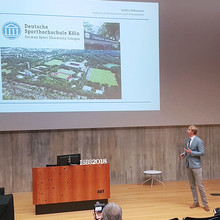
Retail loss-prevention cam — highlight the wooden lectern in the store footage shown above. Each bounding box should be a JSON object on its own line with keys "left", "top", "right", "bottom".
{"left": 32, "top": 163, "right": 110, "bottom": 214}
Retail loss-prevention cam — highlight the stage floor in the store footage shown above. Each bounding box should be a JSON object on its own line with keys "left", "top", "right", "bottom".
{"left": 13, "top": 180, "right": 220, "bottom": 220}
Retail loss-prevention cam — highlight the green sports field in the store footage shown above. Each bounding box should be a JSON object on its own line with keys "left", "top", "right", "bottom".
{"left": 45, "top": 59, "right": 63, "bottom": 66}
{"left": 89, "top": 68, "right": 118, "bottom": 86}
{"left": 1, "top": 69, "right": 11, "bottom": 74}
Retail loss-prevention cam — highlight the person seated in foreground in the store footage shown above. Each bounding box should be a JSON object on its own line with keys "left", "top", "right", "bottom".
{"left": 102, "top": 203, "right": 122, "bottom": 220}
{"left": 214, "top": 208, "right": 220, "bottom": 216}
{"left": 93, "top": 201, "right": 105, "bottom": 220}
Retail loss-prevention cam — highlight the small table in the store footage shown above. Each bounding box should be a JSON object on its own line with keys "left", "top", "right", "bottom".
{"left": 142, "top": 170, "right": 164, "bottom": 187}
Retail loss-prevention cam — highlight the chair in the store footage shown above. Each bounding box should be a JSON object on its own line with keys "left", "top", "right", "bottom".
{"left": 141, "top": 170, "right": 164, "bottom": 187}
{"left": 183, "top": 216, "right": 220, "bottom": 220}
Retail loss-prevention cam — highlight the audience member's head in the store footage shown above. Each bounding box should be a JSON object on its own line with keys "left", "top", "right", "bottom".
{"left": 214, "top": 207, "right": 220, "bottom": 216}
{"left": 102, "top": 203, "right": 122, "bottom": 220}
{"left": 93, "top": 201, "right": 105, "bottom": 220}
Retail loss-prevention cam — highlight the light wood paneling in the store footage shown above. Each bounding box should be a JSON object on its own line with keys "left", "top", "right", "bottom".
{"left": 210, "top": 125, "right": 220, "bottom": 179}
{"left": 0, "top": 125, "right": 220, "bottom": 193}
{"left": 13, "top": 132, "right": 32, "bottom": 192}
{"left": 0, "top": 132, "right": 13, "bottom": 192}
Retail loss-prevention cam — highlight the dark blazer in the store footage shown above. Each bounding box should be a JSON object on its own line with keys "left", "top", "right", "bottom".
{"left": 185, "top": 136, "right": 205, "bottom": 168}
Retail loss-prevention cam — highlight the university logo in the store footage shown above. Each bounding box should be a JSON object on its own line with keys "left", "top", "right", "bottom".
{"left": 2, "top": 22, "right": 21, "bottom": 40}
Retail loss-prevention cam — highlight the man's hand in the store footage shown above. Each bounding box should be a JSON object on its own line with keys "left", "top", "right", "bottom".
{"left": 184, "top": 148, "right": 191, "bottom": 154}
{"left": 180, "top": 153, "right": 185, "bottom": 158}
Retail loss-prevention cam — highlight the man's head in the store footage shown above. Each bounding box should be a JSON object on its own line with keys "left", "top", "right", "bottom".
{"left": 187, "top": 125, "right": 198, "bottom": 137}
{"left": 102, "top": 203, "right": 122, "bottom": 220}
{"left": 93, "top": 201, "right": 105, "bottom": 220}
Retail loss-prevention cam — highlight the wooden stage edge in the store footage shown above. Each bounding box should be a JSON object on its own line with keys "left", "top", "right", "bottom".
{"left": 13, "top": 179, "right": 220, "bottom": 220}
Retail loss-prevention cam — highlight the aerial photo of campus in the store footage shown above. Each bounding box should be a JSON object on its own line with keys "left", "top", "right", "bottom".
{"left": 1, "top": 47, "right": 121, "bottom": 100}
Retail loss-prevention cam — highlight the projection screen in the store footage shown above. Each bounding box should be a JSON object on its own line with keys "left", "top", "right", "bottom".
{"left": 0, "top": 0, "right": 220, "bottom": 131}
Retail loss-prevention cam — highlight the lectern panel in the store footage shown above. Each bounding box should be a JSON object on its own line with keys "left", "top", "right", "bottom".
{"left": 32, "top": 164, "right": 110, "bottom": 205}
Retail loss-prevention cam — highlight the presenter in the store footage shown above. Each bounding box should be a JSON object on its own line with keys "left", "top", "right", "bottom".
{"left": 180, "top": 125, "right": 210, "bottom": 211}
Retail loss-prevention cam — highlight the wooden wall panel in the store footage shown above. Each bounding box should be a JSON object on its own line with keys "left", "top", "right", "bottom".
{"left": 0, "top": 125, "right": 220, "bottom": 193}
{"left": 209, "top": 125, "right": 220, "bottom": 179}
{"left": 12, "top": 132, "right": 32, "bottom": 192}
{"left": 175, "top": 127, "right": 187, "bottom": 181}
{"left": 123, "top": 128, "right": 142, "bottom": 184}
{"left": 0, "top": 132, "right": 13, "bottom": 192}
{"left": 199, "top": 126, "right": 211, "bottom": 179}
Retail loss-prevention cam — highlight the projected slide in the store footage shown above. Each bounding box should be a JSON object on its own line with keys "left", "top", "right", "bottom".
{"left": 0, "top": 0, "right": 159, "bottom": 112}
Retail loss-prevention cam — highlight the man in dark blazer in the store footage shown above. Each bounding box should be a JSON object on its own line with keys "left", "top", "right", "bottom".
{"left": 180, "top": 125, "right": 210, "bottom": 212}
